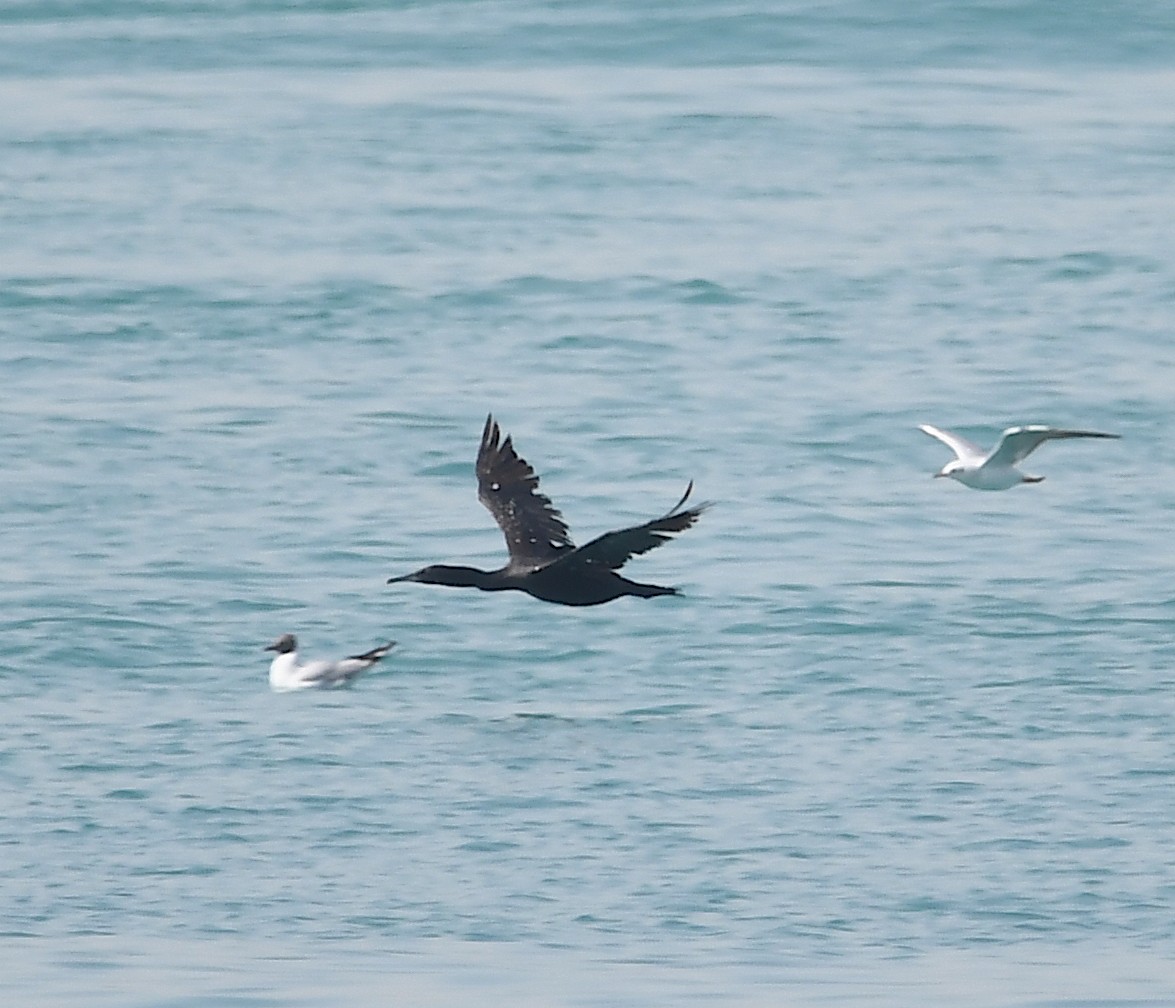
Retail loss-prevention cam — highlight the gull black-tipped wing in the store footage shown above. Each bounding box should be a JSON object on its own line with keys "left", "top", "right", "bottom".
{"left": 476, "top": 414, "right": 575, "bottom": 570}
{"left": 987, "top": 425, "right": 1119, "bottom": 467}
{"left": 345, "top": 641, "right": 397, "bottom": 664}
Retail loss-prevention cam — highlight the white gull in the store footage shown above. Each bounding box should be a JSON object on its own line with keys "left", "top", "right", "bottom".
{"left": 919, "top": 423, "right": 1119, "bottom": 491}
{"left": 265, "top": 633, "right": 395, "bottom": 691}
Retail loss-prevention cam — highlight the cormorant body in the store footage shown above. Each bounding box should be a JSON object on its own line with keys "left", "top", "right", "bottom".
{"left": 387, "top": 415, "right": 707, "bottom": 606}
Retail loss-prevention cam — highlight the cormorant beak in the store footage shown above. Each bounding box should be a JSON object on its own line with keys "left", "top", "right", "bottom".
{"left": 386, "top": 572, "right": 417, "bottom": 585}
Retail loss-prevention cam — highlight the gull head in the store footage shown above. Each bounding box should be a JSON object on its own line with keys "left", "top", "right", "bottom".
{"left": 265, "top": 633, "right": 297, "bottom": 654}
{"left": 934, "top": 460, "right": 966, "bottom": 480}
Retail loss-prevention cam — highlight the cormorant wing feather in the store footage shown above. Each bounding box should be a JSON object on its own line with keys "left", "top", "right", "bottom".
{"left": 555, "top": 482, "right": 709, "bottom": 572}
{"left": 476, "top": 414, "right": 575, "bottom": 569}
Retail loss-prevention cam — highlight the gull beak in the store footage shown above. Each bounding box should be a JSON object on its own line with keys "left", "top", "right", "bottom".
{"left": 933, "top": 471, "right": 948, "bottom": 478}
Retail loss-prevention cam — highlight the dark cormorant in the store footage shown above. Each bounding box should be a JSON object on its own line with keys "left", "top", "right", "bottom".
{"left": 387, "top": 414, "right": 708, "bottom": 606}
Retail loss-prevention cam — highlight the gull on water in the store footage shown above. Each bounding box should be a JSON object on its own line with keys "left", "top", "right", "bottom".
{"left": 387, "top": 414, "right": 708, "bottom": 606}
{"left": 919, "top": 423, "right": 1119, "bottom": 491}
{"left": 264, "top": 633, "right": 395, "bottom": 691}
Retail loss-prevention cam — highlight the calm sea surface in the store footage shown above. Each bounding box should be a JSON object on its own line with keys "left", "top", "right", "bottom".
{"left": 4, "top": 2, "right": 1175, "bottom": 1004}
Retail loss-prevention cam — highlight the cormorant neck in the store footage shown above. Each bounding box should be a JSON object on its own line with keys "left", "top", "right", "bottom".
{"left": 413, "top": 564, "right": 509, "bottom": 591}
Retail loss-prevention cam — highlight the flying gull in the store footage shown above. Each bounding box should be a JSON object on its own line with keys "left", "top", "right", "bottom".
{"left": 919, "top": 423, "right": 1119, "bottom": 490}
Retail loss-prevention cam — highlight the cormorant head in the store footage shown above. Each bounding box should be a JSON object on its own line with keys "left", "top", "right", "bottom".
{"left": 386, "top": 564, "right": 491, "bottom": 588}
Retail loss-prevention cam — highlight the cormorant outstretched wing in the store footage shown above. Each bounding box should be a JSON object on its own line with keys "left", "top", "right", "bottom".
{"left": 477, "top": 414, "right": 575, "bottom": 570}
{"left": 557, "top": 482, "right": 709, "bottom": 572}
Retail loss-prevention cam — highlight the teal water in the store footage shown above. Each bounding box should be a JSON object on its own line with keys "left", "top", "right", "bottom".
{"left": 4, "top": 2, "right": 1175, "bottom": 1004}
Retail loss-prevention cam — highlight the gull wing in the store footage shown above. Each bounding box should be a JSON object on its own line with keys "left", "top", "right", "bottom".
{"left": 918, "top": 424, "right": 986, "bottom": 463}
{"left": 293, "top": 658, "right": 342, "bottom": 686}
{"left": 553, "top": 483, "right": 709, "bottom": 573}
{"left": 476, "top": 414, "right": 574, "bottom": 570}
{"left": 344, "top": 641, "right": 397, "bottom": 666}
{"left": 304, "top": 641, "right": 395, "bottom": 687}
{"left": 987, "top": 425, "right": 1119, "bottom": 467}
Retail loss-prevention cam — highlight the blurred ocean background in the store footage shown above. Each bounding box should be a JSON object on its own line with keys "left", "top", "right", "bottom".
{"left": 3, "top": 2, "right": 1175, "bottom": 1004}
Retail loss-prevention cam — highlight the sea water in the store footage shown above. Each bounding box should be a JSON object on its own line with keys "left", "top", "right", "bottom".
{"left": 3, "top": 2, "right": 1175, "bottom": 1004}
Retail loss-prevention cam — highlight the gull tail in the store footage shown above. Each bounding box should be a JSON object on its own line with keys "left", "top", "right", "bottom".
{"left": 348, "top": 641, "right": 397, "bottom": 664}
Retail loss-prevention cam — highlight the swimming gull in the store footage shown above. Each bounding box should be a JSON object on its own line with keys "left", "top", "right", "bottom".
{"left": 265, "top": 633, "right": 395, "bottom": 691}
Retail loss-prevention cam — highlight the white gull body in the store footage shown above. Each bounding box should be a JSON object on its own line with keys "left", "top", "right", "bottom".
{"left": 265, "top": 633, "right": 394, "bottom": 691}
{"left": 919, "top": 423, "right": 1119, "bottom": 491}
